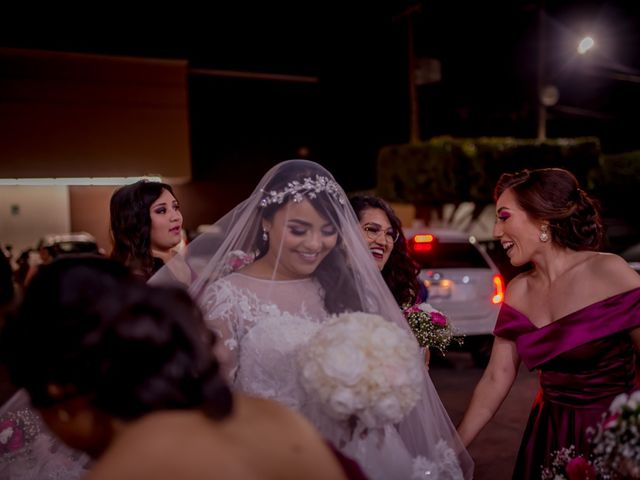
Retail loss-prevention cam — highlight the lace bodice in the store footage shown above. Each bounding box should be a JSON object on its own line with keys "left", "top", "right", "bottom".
{"left": 201, "top": 273, "right": 466, "bottom": 480}
{"left": 202, "top": 273, "right": 326, "bottom": 409}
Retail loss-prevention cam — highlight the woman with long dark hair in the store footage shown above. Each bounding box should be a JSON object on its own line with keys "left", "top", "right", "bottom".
{"left": 349, "top": 195, "right": 426, "bottom": 307}
{"left": 110, "top": 180, "right": 183, "bottom": 279}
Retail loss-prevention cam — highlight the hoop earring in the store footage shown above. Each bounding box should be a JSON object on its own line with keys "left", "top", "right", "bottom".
{"left": 262, "top": 229, "right": 269, "bottom": 242}
{"left": 539, "top": 226, "right": 549, "bottom": 243}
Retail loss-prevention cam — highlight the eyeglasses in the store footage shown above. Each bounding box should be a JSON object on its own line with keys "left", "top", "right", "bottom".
{"left": 362, "top": 225, "right": 400, "bottom": 244}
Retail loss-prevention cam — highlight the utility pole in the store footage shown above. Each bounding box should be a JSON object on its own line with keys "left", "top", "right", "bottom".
{"left": 537, "top": 0, "right": 547, "bottom": 141}
{"left": 394, "top": 4, "right": 422, "bottom": 145}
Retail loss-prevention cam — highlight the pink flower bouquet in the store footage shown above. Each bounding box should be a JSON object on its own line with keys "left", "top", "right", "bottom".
{"left": 401, "top": 302, "right": 463, "bottom": 353}
{"left": 541, "top": 446, "right": 598, "bottom": 480}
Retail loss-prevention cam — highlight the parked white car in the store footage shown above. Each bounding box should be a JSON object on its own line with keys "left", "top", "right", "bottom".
{"left": 403, "top": 227, "right": 504, "bottom": 366}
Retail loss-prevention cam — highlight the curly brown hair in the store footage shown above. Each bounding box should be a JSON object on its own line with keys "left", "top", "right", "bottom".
{"left": 494, "top": 168, "right": 603, "bottom": 251}
{"left": 350, "top": 195, "right": 422, "bottom": 306}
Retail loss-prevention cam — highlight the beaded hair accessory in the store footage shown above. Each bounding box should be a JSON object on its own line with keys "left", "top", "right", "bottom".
{"left": 259, "top": 175, "right": 346, "bottom": 207}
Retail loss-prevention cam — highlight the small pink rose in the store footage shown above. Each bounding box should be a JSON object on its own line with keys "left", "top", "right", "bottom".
{"left": 566, "top": 456, "right": 597, "bottom": 480}
{"left": 229, "top": 258, "right": 243, "bottom": 269}
{"left": 430, "top": 312, "right": 447, "bottom": 327}
{"left": 404, "top": 305, "right": 422, "bottom": 314}
{"left": 0, "top": 419, "right": 24, "bottom": 453}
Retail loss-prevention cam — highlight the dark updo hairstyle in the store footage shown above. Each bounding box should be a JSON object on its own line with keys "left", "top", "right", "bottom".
{"left": 350, "top": 195, "right": 421, "bottom": 306}
{"left": 256, "top": 162, "right": 362, "bottom": 313}
{"left": 494, "top": 168, "right": 603, "bottom": 251}
{"left": 1, "top": 256, "right": 232, "bottom": 421}
{"left": 110, "top": 180, "right": 177, "bottom": 279}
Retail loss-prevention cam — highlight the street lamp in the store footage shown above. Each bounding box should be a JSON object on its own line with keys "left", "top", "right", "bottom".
{"left": 577, "top": 36, "right": 595, "bottom": 55}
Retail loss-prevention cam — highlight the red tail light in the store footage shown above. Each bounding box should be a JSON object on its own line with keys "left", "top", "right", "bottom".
{"left": 492, "top": 274, "right": 505, "bottom": 304}
{"left": 411, "top": 234, "right": 435, "bottom": 253}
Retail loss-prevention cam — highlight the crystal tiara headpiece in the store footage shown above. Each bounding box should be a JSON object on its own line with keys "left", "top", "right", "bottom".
{"left": 259, "top": 175, "right": 345, "bottom": 207}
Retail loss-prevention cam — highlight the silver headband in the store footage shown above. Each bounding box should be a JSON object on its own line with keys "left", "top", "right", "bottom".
{"left": 259, "top": 175, "right": 345, "bottom": 207}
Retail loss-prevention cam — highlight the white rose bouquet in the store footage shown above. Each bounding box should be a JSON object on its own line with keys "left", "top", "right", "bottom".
{"left": 298, "top": 312, "right": 423, "bottom": 433}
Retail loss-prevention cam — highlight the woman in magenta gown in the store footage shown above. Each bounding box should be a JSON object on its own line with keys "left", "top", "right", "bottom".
{"left": 457, "top": 168, "right": 640, "bottom": 479}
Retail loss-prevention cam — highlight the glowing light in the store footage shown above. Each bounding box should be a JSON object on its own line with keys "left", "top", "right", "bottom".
{"left": 0, "top": 176, "right": 163, "bottom": 186}
{"left": 413, "top": 243, "right": 433, "bottom": 253}
{"left": 577, "top": 36, "right": 594, "bottom": 55}
{"left": 492, "top": 274, "right": 505, "bottom": 304}
{"left": 413, "top": 234, "right": 434, "bottom": 243}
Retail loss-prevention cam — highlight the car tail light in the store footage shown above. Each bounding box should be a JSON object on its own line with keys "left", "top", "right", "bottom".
{"left": 492, "top": 274, "right": 504, "bottom": 304}
{"left": 411, "top": 234, "right": 435, "bottom": 253}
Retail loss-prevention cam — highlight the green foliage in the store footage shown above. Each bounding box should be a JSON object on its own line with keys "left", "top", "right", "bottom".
{"left": 377, "top": 136, "right": 601, "bottom": 206}
{"left": 596, "top": 150, "right": 640, "bottom": 219}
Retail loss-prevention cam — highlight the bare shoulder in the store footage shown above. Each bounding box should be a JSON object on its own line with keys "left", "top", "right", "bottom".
{"left": 504, "top": 271, "right": 531, "bottom": 304}
{"left": 85, "top": 412, "right": 250, "bottom": 480}
{"left": 84, "top": 415, "right": 187, "bottom": 479}
{"left": 585, "top": 252, "right": 640, "bottom": 292}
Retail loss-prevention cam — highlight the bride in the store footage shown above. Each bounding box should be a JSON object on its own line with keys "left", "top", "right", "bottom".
{"left": 152, "top": 160, "right": 473, "bottom": 479}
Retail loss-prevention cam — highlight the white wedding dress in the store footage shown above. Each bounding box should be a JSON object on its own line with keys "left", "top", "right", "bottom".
{"left": 202, "top": 273, "right": 463, "bottom": 480}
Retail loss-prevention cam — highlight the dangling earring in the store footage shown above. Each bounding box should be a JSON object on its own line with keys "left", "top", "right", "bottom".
{"left": 57, "top": 408, "right": 71, "bottom": 423}
{"left": 539, "top": 225, "right": 549, "bottom": 243}
{"left": 262, "top": 229, "right": 269, "bottom": 242}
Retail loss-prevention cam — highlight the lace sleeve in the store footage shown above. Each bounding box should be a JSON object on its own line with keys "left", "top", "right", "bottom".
{"left": 201, "top": 279, "right": 241, "bottom": 384}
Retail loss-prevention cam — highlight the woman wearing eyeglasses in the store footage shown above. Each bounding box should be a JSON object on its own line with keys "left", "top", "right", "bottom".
{"left": 350, "top": 195, "right": 427, "bottom": 308}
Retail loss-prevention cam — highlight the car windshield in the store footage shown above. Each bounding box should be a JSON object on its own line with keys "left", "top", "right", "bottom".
{"left": 410, "top": 241, "right": 489, "bottom": 269}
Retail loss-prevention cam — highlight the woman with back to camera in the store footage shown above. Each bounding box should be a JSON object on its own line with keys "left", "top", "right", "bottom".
{"left": 152, "top": 159, "right": 473, "bottom": 479}
{"left": 457, "top": 168, "right": 640, "bottom": 479}
{"left": 1, "top": 256, "right": 363, "bottom": 480}
{"left": 110, "top": 180, "right": 183, "bottom": 280}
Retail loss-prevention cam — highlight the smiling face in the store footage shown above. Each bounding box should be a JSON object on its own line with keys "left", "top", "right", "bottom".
{"left": 494, "top": 188, "right": 547, "bottom": 266}
{"left": 262, "top": 200, "right": 338, "bottom": 280}
{"left": 357, "top": 208, "right": 395, "bottom": 271}
{"left": 149, "top": 189, "right": 183, "bottom": 255}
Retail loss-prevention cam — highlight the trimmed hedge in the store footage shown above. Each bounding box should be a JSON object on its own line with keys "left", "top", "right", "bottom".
{"left": 596, "top": 149, "right": 640, "bottom": 219}
{"left": 377, "top": 136, "right": 602, "bottom": 205}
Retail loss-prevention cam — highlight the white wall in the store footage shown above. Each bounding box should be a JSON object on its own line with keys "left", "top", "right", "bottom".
{"left": 0, "top": 186, "right": 70, "bottom": 254}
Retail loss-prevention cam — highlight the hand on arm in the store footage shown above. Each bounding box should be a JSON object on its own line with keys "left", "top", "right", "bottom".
{"left": 456, "top": 336, "right": 521, "bottom": 447}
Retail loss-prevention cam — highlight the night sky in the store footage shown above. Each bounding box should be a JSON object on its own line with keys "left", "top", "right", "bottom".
{"left": 2, "top": 1, "right": 640, "bottom": 190}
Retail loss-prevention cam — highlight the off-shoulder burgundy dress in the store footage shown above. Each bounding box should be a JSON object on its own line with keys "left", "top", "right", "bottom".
{"left": 493, "top": 287, "right": 640, "bottom": 480}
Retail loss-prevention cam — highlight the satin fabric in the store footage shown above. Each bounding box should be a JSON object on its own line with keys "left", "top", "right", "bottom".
{"left": 494, "top": 287, "right": 640, "bottom": 479}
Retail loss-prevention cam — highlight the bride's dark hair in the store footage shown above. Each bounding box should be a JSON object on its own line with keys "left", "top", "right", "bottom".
{"left": 256, "top": 165, "right": 363, "bottom": 313}
{"left": 2, "top": 256, "right": 232, "bottom": 421}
